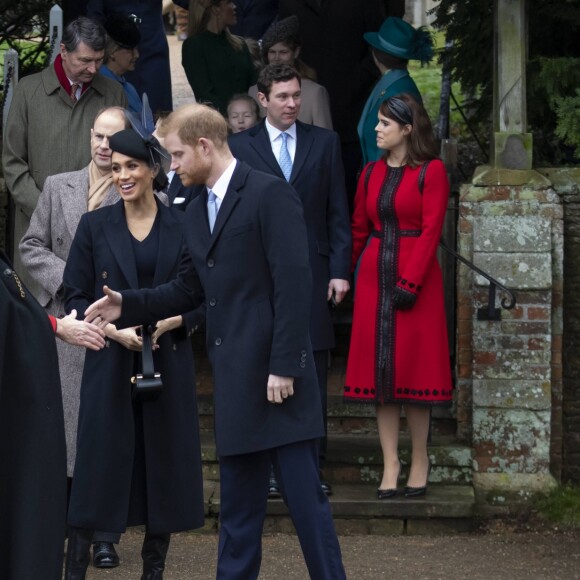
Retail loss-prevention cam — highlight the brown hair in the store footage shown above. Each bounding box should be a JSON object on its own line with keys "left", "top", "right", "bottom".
{"left": 372, "top": 48, "right": 408, "bottom": 70}
{"left": 257, "top": 64, "right": 301, "bottom": 99}
{"left": 227, "top": 94, "right": 259, "bottom": 118}
{"left": 263, "top": 39, "right": 317, "bottom": 82}
{"left": 188, "top": 0, "right": 245, "bottom": 51}
{"left": 378, "top": 93, "right": 439, "bottom": 168}
{"left": 161, "top": 103, "right": 229, "bottom": 149}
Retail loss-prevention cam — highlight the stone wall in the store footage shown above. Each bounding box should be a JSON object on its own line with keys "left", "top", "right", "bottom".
{"left": 541, "top": 168, "right": 580, "bottom": 483}
{"left": 457, "top": 169, "right": 561, "bottom": 507}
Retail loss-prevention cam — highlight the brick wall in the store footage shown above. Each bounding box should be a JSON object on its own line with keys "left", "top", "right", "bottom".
{"left": 540, "top": 168, "right": 580, "bottom": 483}
{"left": 457, "top": 175, "right": 562, "bottom": 505}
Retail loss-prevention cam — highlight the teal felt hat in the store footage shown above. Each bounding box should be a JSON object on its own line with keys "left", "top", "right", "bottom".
{"left": 364, "top": 17, "right": 434, "bottom": 64}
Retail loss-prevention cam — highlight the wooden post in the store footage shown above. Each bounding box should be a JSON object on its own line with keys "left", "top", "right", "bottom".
{"left": 49, "top": 4, "right": 64, "bottom": 64}
{"left": 474, "top": 0, "right": 549, "bottom": 186}
{"left": 2, "top": 49, "right": 19, "bottom": 139}
{"left": 492, "top": 0, "right": 532, "bottom": 170}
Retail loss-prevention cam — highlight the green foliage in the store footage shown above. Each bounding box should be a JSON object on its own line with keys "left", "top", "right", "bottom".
{"left": 0, "top": 0, "right": 53, "bottom": 80}
{"left": 534, "top": 485, "right": 580, "bottom": 528}
{"left": 555, "top": 88, "right": 580, "bottom": 157}
{"left": 430, "top": 0, "right": 580, "bottom": 165}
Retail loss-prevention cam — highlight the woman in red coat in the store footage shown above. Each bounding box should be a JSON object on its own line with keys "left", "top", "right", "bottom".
{"left": 345, "top": 93, "right": 452, "bottom": 499}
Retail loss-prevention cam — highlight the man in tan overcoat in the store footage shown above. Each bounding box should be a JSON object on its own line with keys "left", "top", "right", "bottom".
{"left": 2, "top": 16, "right": 126, "bottom": 294}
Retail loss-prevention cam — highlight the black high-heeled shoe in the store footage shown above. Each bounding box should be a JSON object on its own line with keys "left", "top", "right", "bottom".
{"left": 404, "top": 462, "right": 431, "bottom": 498}
{"left": 377, "top": 459, "right": 401, "bottom": 499}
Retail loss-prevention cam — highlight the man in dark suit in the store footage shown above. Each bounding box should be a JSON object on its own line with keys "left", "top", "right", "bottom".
{"left": 228, "top": 64, "right": 351, "bottom": 496}
{"left": 84, "top": 103, "right": 346, "bottom": 580}
{"left": 166, "top": 170, "right": 200, "bottom": 211}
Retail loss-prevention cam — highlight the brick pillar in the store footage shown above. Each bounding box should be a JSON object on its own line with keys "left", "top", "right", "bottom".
{"left": 458, "top": 172, "right": 561, "bottom": 508}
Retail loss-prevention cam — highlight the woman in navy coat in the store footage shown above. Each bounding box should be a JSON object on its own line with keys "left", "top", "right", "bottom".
{"left": 87, "top": 0, "right": 188, "bottom": 112}
{"left": 63, "top": 129, "right": 204, "bottom": 579}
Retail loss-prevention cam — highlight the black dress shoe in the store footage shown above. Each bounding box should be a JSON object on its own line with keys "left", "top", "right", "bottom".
{"left": 404, "top": 462, "right": 431, "bottom": 498}
{"left": 377, "top": 458, "right": 401, "bottom": 500}
{"left": 93, "top": 542, "right": 120, "bottom": 568}
{"left": 268, "top": 475, "right": 282, "bottom": 499}
{"left": 320, "top": 481, "right": 333, "bottom": 496}
{"left": 377, "top": 487, "right": 398, "bottom": 499}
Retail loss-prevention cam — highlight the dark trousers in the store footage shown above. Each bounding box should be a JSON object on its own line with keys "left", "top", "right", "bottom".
{"left": 314, "top": 349, "right": 329, "bottom": 467}
{"left": 217, "top": 439, "right": 346, "bottom": 580}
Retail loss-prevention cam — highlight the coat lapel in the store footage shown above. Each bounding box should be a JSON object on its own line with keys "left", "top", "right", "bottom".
{"left": 290, "top": 121, "right": 314, "bottom": 185}
{"left": 102, "top": 201, "right": 139, "bottom": 290}
{"left": 62, "top": 167, "right": 91, "bottom": 240}
{"left": 249, "top": 122, "right": 285, "bottom": 179}
{"left": 152, "top": 204, "right": 184, "bottom": 287}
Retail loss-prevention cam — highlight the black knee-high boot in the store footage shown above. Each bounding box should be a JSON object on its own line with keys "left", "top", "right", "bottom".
{"left": 141, "top": 532, "right": 170, "bottom": 580}
{"left": 64, "top": 526, "right": 93, "bottom": 580}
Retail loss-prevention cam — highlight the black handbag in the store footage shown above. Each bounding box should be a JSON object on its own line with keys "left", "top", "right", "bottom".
{"left": 131, "top": 324, "right": 163, "bottom": 400}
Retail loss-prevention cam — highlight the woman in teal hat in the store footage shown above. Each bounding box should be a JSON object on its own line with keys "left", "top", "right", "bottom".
{"left": 358, "top": 17, "right": 434, "bottom": 165}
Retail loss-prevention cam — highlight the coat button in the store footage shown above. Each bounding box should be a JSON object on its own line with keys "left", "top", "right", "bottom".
{"left": 56, "top": 237, "right": 63, "bottom": 245}
{"left": 207, "top": 259, "right": 215, "bottom": 268}
{"left": 209, "top": 298, "right": 217, "bottom": 307}
{"left": 299, "top": 362, "right": 306, "bottom": 368}
{"left": 101, "top": 271, "right": 108, "bottom": 279}
{"left": 301, "top": 349, "right": 307, "bottom": 356}
{"left": 215, "top": 337, "right": 222, "bottom": 346}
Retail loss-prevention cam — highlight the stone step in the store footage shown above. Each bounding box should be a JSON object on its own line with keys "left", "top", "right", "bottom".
{"left": 201, "top": 481, "right": 475, "bottom": 535}
{"left": 196, "top": 393, "right": 458, "bottom": 436}
{"left": 199, "top": 432, "right": 473, "bottom": 486}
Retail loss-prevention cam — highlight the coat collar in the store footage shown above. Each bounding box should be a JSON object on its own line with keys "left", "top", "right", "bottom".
{"left": 42, "top": 64, "right": 113, "bottom": 103}
{"left": 246, "top": 119, "right": 314, "bottom": 186}
{"left": 62, "top": 167, "right": 119, "bottom": 240}
{"left": 189, "top": 163, "right": 252, "bottom": 257}
{"left": 103, "top": 198, "right": 182, "bottom": 290}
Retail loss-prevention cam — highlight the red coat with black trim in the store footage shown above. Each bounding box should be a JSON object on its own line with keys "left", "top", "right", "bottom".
{"left": 345, "top": 159, "right": 453, "bottom": 406}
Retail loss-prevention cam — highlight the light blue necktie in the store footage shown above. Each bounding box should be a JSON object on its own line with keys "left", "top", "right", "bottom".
{"left": 278, "top": 132, "right": 293, "bottom": 181}
{"left": 207, "top": 190, "right": 218, "bottom": 233}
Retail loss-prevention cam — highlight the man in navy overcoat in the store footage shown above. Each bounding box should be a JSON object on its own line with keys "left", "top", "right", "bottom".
{"left": 229, "top": 64, "right": 351, "bottom": 493}
{"left": 85, "top": 103, "right": 346, "bottom": 580}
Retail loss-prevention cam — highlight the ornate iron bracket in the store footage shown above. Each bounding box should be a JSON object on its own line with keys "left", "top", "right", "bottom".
{"left": 439, "top": 241, "right": 517, "bottom": 321}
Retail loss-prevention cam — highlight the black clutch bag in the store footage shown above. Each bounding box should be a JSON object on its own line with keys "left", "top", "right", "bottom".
{"left": 131, "top": 324, "right": 163, "bottom": 400}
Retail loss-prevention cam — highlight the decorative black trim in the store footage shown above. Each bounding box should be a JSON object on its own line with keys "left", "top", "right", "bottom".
{"left": 375, "top": 166, "right": 405, "bottom": 404}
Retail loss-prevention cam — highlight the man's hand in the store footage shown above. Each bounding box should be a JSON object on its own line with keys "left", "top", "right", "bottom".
{"left": 267, "top": 374, "right": 294, "bottom": 404}
{"left": 55, "top": 310, "right": 106, "bottom": 350}
{"left": 84, "top": 285, "right": 122, "bottom": 325}
{"left": 327, "top": 278, "right": 350, "bottom": 305}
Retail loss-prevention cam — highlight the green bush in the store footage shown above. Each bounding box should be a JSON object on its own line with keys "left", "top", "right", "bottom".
{"left": 535, "top": 485, "right": 580, "bottom": 528}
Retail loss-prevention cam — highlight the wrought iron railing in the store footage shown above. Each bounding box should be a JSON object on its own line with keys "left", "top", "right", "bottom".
{"left": 440, "top": 240, "right": 517, "bottom": 321}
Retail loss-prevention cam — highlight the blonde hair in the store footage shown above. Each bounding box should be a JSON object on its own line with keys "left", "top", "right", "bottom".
{"left": 188, "top": 0, "right": 245, "bottom": 51}
{"left": 162, "top": 103, "right": 229, "bottom": 149}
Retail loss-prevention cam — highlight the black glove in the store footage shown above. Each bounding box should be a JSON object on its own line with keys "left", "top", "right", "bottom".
{"left": 392, "top": 286, "right": 417, "bottom": 311}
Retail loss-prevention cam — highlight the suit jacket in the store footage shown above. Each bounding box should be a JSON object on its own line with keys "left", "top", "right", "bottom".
{"left": 121, "top": 161, "right": 324, "bottom": 456}
{"left": 228, "top": 120, "right": 351, "bottom": 350}
{"left": 63, "top": 200, "right": 205, "bottom": 533}
{"left": 249, "top": 78, "right": 333, "bottom": 130}
{"left": 19, "top": 167, "right": 118, "bottom": 476}
{"left": 167, "top": 174, "right": 201, "bottom": 211}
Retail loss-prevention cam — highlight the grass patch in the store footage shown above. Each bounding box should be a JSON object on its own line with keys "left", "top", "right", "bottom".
{"left": 534, "top": 485, "right": 580, "bottom": 528}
